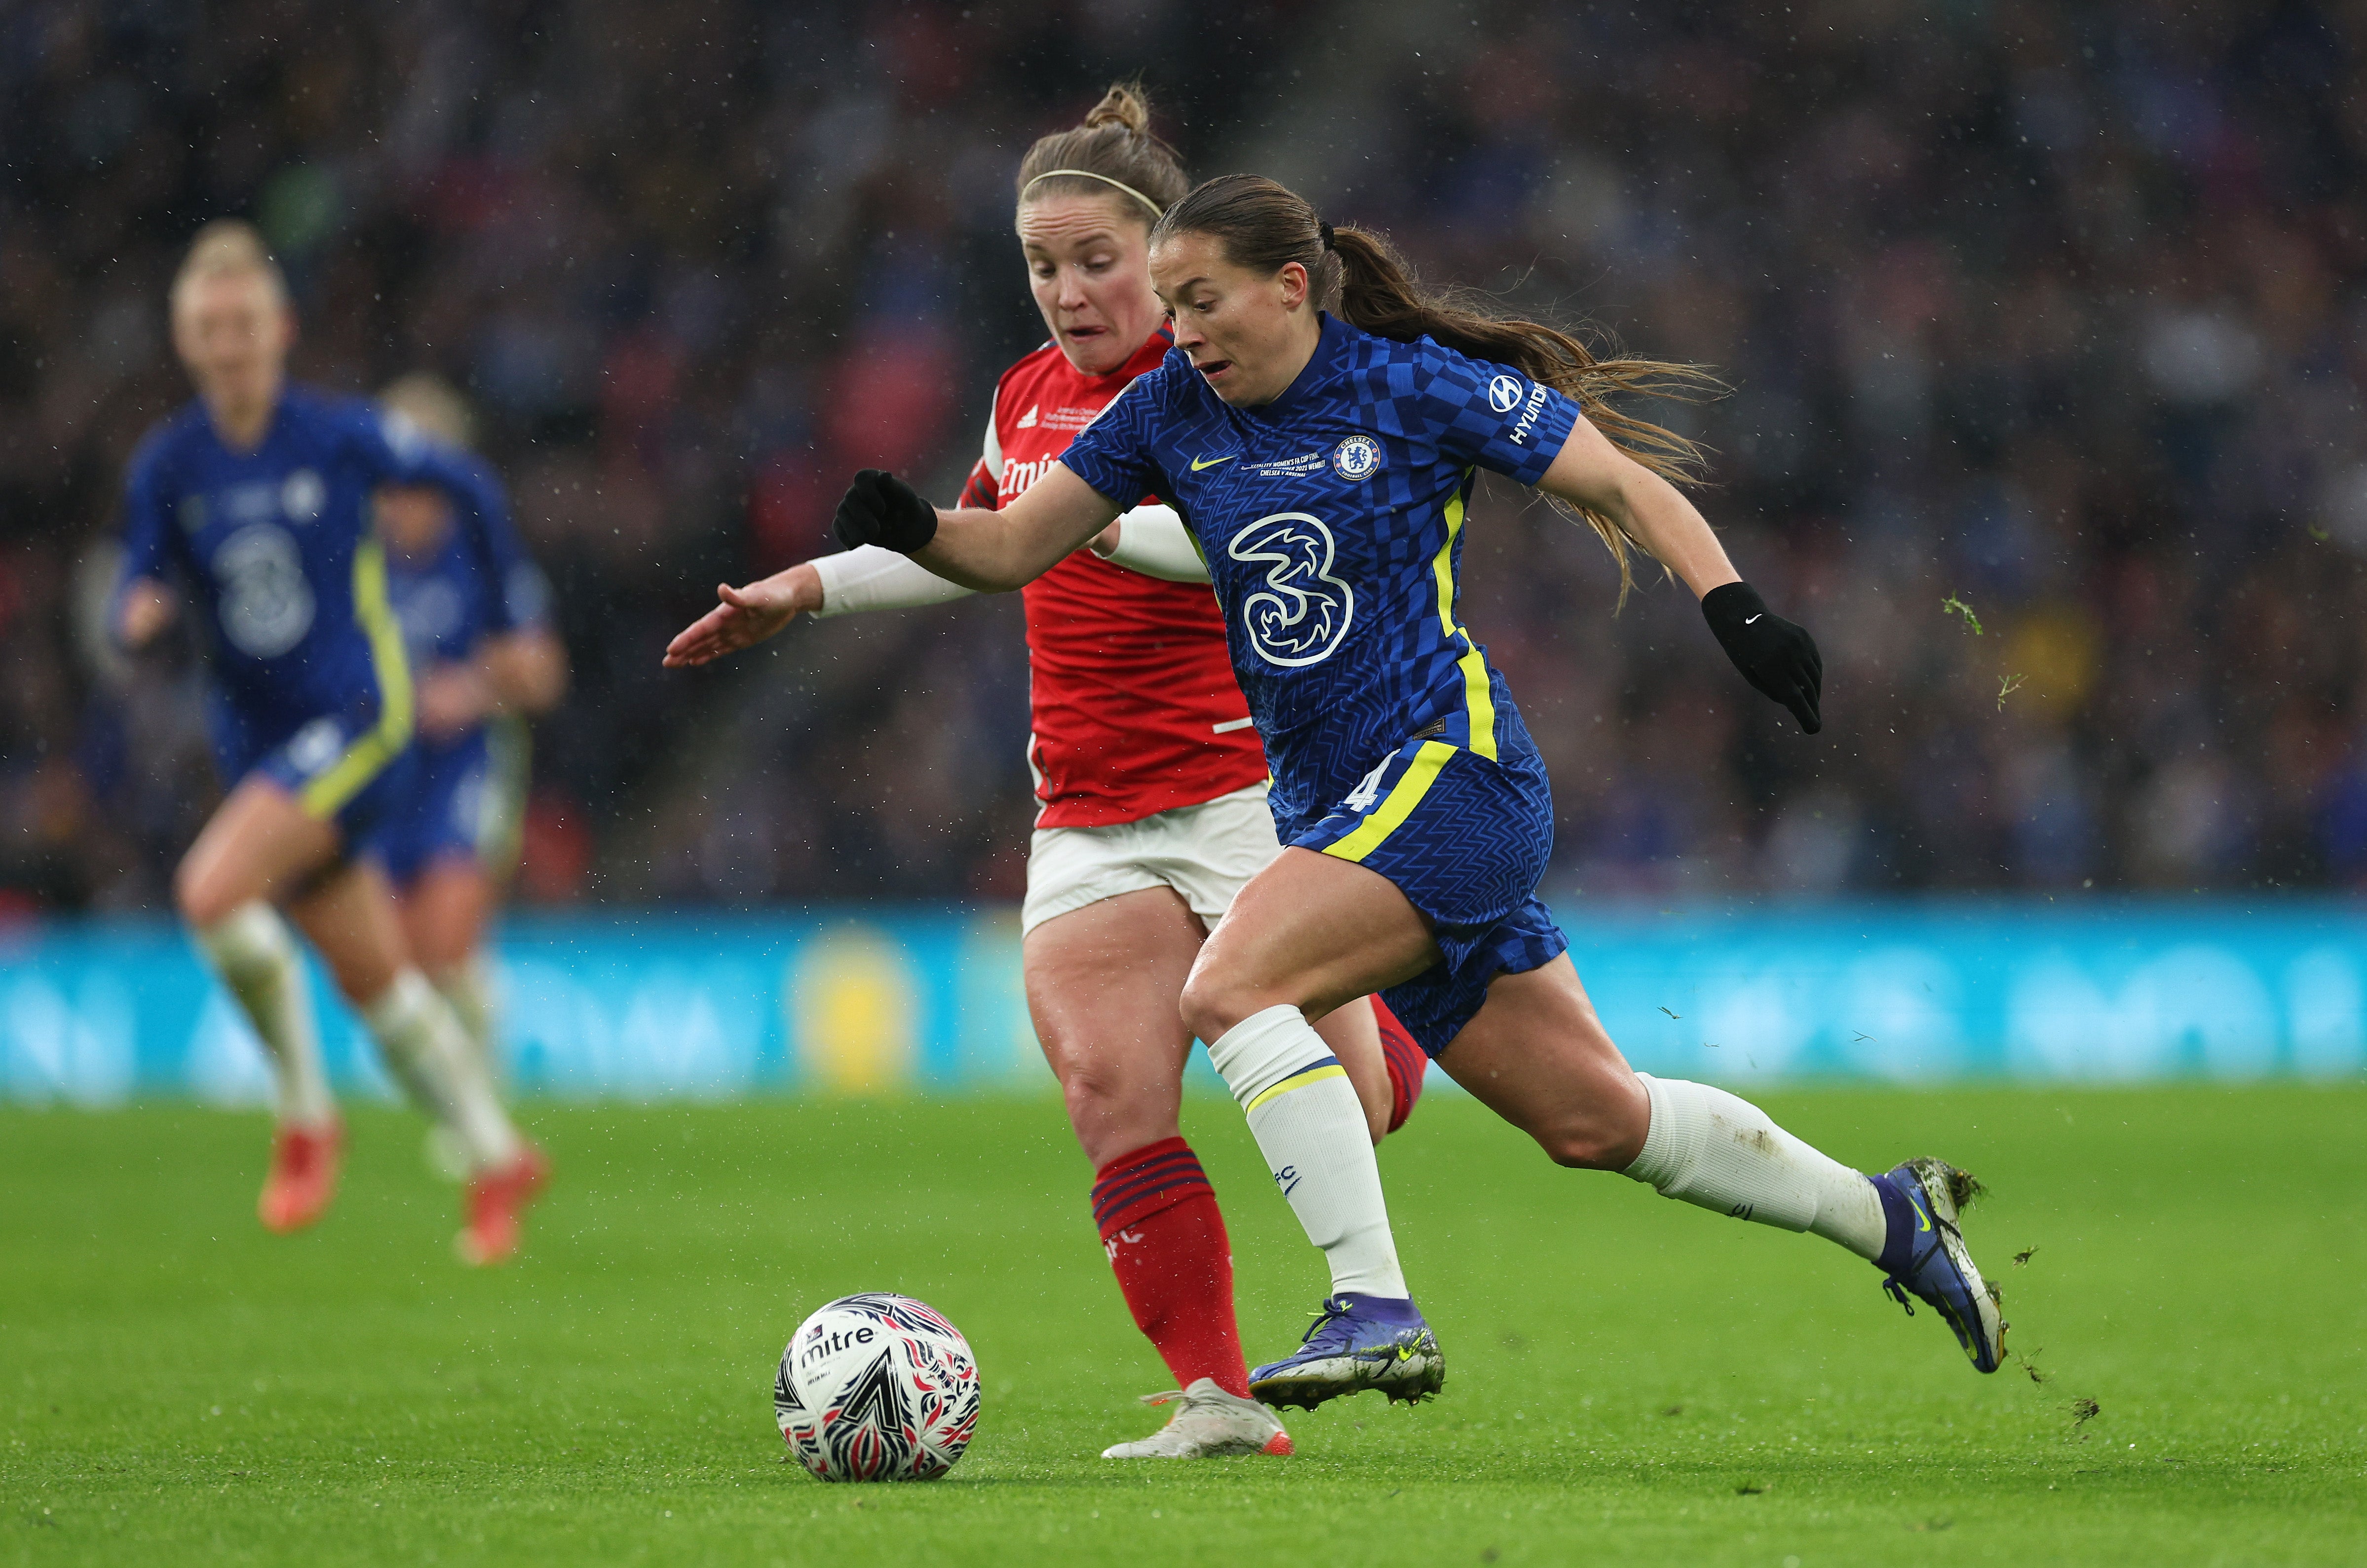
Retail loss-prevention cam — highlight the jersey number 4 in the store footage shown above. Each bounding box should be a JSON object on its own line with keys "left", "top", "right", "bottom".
{"left": 1342, "top": 755, "right": 1391, "bottom": 815}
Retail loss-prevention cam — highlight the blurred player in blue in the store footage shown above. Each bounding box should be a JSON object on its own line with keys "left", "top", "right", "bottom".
{"left": 114, "top": 221, "right": 549, "bottom": 1264}
{"left": 830, "top": 175, "right": 2007, "bottom": 1405}
{"left": 372, "top": 373, "right": 567, "bottom": 1180}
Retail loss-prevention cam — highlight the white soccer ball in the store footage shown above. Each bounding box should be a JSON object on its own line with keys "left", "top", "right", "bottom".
{"left": 773, "top": 1293, "right": 980, "bottom": 1482}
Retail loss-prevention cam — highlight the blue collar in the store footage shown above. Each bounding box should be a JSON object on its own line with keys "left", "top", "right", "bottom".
{"left": 202, "top": 386, "right": 297, "bottom": 459}
{"left": 1248, "top": 311, "right": 1351, "bottom": 421}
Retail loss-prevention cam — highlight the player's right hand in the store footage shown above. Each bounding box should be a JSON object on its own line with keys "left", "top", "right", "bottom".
{"left": 833, "top": 469, "right": 938, "bottom": 553}
{"left": 662, "top": 565, "right": 822, "bottom": 668}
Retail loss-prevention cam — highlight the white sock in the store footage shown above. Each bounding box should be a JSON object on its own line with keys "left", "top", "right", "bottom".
{"left": 1208, "top": 1005, "right": 1409, "bottom": 1299}
{"left": 193, "top": 901, "right": 334, "bottom": 1127}
{"left": 1621, "top": 1075, "right": 1885, "bottom": 1261}
{"left": 362, "top": 969, "right": 522, "bottom": 1170}
{"left": 431, "top": 952, "right": 500, "bottom": 1087}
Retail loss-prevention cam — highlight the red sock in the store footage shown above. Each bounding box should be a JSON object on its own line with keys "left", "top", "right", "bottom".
{"left": 1090, "top": 1137, "right": 1250, "bottom": 1398}
{"left": 1372, "top": 996, "right": 1428, "bottom": 1134}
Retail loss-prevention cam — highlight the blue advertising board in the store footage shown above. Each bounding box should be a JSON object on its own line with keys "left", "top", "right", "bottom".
{"left": 2, "top": 902, "right": 2362, "bottom": 1105}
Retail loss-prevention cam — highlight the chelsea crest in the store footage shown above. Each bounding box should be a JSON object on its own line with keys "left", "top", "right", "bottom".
{"left": 1330, "top": 434, "right": 1382, "bottom": 482}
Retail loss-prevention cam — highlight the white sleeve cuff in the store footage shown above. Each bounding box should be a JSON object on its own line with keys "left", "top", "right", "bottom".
{"left": 808, "top": 547, "right": 977, "bottom": 618}
{"left": 1096, "top": 504, "right": 1209, "bottom": 584}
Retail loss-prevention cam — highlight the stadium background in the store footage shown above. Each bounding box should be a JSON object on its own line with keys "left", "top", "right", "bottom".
{"left": 5, "top": 0, "right": 2367, "bottom": 1096}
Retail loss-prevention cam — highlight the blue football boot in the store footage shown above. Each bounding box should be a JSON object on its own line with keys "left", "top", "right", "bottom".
{"left": 1872, "top": 1157, "right": 2005, "bottom": 1373}
{"left": 1248, "top": 1294, "right": 1444, "bottom": 1410}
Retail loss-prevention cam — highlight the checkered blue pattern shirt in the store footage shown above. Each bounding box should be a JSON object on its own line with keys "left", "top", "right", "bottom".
{"left": 1059, "top": 312, "right": 1581, "bottom": 829}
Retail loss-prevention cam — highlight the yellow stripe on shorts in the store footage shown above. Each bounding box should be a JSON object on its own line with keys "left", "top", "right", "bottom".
{"left": 1246, "top": 1062, "right": 1349, "bottom": 1114}
{"left": 1430, "top": 480, "right": 1497, "bottom": 760}
{"left": 1321, "top": 740, "right": 1458, "bottom": 865}
{"left": 298, "top": 539, "right": 417, "bottom": 819}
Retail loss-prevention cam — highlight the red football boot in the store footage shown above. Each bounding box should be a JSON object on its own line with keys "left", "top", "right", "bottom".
{"left": 258, "top": 1120, "right": 344, "bottom": 1233}
{"left": 456, "top": 1143, "right": 550, "bottom": 1267}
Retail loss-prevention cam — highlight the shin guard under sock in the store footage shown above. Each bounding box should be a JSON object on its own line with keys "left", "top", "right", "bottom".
{"left": 1622, "top": 1074, "right": 1886, "bottom": 1259}
{"left": 1207, "top": 1005, "right": 1409, "bottom": 1299}
{"left": 1091, "top": 1137, "right": 1249, "bottom": 1397}
{"left": 193, "top": 901, "right": 333, "bottom": 1127}
{"left": 362, "top": 969, "right": 522, "bottom": 1170}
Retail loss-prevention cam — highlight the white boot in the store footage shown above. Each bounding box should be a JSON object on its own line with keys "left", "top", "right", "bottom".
{"left": 1100, "top": 1379, "right": 1294, "bottom": 1459}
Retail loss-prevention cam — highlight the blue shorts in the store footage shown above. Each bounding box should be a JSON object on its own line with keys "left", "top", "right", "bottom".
{"left": 1283, "top": 727, "right": 1568, "bottom": 1057}
{"left": 377, "top": 719, "right": 531, "bottom": 887}
{"left": 211, "top": 694, "right": 419, "bottom": 859}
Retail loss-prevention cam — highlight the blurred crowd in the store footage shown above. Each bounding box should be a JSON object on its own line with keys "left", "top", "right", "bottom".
{"left": 5, "top": 0, "right": 2367, "bottom": 911}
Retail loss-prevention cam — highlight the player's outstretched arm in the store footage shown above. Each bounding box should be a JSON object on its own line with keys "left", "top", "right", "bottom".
{"left": 1536, "top": 416, "right": 1738, "bottom": 597}
{"left": 1537, "top": 415, "right": 1823, "bottom": 733}
{"left": 662, "top": 564, "right": 824, "bottom": 668}
{"left": 835, "top": 466, "right": 1119, "bottom": 592}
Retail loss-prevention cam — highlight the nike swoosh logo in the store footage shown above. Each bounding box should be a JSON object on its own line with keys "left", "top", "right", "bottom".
{"left": 1190, "top": 454, "right": 1237, "bottom": 471}
{"left": 1914, "top": 1198, "right": 1932, "bottom": 1233}
{"left": 1744, "top": 613, "right": 1762, "bottom": 624}
{"left": 1395, "top": 1344, "right": 1417, "bottom": 1362}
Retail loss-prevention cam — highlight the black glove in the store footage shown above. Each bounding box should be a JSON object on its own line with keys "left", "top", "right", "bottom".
{"left": 1702, "top": 580, "right": 1822, "bottom": 734}
{"left": 831, "top": 469, "right": 938, "bottom": 553}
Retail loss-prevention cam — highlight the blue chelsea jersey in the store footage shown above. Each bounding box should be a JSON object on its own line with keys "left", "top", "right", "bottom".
{"left": 1058, "top": 312, "right": 1583, "bottom": 828}
{"left": 383, "top": 434, "right": 549, "bottom": 765}
{"left": 117, "top": 385, "right": 508, "bottom": 737}
{"left": 383, "top": 443, "right": 547, "bottom": 678}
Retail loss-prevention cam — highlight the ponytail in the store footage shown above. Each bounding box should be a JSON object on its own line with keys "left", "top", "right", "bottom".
{"left": 1157, "top": 176, "right": 1722, "bottom": 606}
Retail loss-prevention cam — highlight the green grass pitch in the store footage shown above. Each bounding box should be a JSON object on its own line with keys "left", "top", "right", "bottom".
{"left": 4, "top": 1085, "right": 2362, "bottom": 1566}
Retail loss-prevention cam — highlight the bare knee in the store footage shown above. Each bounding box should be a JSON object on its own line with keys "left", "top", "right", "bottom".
{"left": 1535, "top": 1124, "right": 1634, "bottom": 1171}
{"left": 1531, "top": 1079, "right": 1650, "bottom": 1171}
{"left": 174, "top": 856, "right": 242, "bottom": 930}
{"left": 1058, "top": 1062, "right": 1124, "bottom": 1128}
{"left": 318, "top": 949, "right": 398, "bottom": 1008}
{"left": 1177, "top": 964, "right": 1274, "bottom": 1046}
{"left": 1056, "top": 1063, "right": 1176, "bottom": 1169}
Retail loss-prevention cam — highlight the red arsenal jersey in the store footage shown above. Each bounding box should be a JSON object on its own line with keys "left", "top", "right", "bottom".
{"left": 958, "top": 333, "right": 1267, "bottom": 828}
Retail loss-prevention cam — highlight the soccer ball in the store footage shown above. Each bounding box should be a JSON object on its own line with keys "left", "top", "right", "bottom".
{"left": 773, "top": 1293, "right": 980, "bottom": 1482}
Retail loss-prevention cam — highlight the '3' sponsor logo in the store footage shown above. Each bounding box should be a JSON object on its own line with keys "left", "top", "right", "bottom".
{"left": 1227, "top": 512, "right": 1355, "bottom": 668}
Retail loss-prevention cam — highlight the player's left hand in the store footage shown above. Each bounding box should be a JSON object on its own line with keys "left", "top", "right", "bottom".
{"left": 1701, "top": 580, "right": 1822, "bottom": 734}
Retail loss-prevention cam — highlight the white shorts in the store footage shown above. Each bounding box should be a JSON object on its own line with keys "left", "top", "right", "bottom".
{"left": 1021, "top": 782, "right": 1280, "bottom": 936}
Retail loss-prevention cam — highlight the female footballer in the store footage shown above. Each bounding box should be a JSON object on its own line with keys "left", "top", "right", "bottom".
{"left": 826, "top": 175, "right": 2009, "bottom": 1409}
{"left": 115, "top": 222, "right": 548, "bottom": 1264}
{"left": 666, "top": 89, "right": 1428, "bottom": 1458}
{"left": 374, "top": 373, "right": 568, "bottom": 1175}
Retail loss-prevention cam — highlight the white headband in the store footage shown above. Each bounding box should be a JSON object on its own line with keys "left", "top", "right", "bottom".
{"left": 1020, "top": 168, "right": 1164, "bottom": 218}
